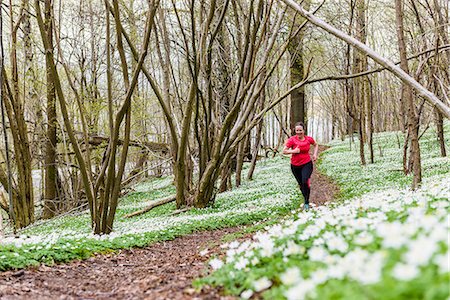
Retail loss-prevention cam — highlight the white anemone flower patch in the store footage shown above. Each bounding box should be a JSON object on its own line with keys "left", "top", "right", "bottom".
{"left": 204, "top": 124, "right": 450, "bottom": 299}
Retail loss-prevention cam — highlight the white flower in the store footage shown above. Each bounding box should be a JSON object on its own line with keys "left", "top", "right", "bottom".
{"left": 354, "top": 232, "right": 374, "bottom": 246}
{"left": 240, "top": 289, "right": 254, "bottom": 299}
{"left": 209, "top": 258, "right": 224, "bottom": 270}
{"left": 250, "top": 257, "right": 260, "bottom": 266}
{"left": 298, "top": 224, "right": 321, "bottom": 241}
{"left": 226, "top": 249, "right": 237, "bottom": 262}
{"left": 434, "top": 252, "right": 450, "bottom": 274}
{"left": 199, "top": 249, "right": 209, "bottom": 256}
{"left": 280, "top": 267, "right": 302, "bottom": 286}
{"left": 234, "top": 257, "right": 249, "bottom": 270}
{"left": 392, "top": 263, "right": 419, "bottom": 281}
{"left": 343, "top": 227, "right": 355, "bottom": 236}
{"left": 337, "top": 249, "right": 384, "bottom": 285}
{"left": 285, "top": 279, "right": 315, "bottom": 300}
{"left": 228, "top": 241, "right": 240, "bottom": 249}
{"left": 359, "top": 252, "right": 384, "bottom": 284}
{"left": 308, "top": 246, "right": 328, "bottom": 261}
{"left": 256, "top": 234, "right": 275, "bottom": 257}
{"left": 237, "top": 241, "right": 252, "bottom": 255}
{"left": 310, "top": 269, "right": 329, "bottom": 285}
{"left": 253, "top": 277, "right": 272, "bottom": 292}
{"left": 322, "top": 215, "right": 338, "bottom": 226}
{"left": 431, "top": 201, "right": 449, "bottom": 209}
{"left": 283, "top": 241, "right": 305, "bottom": 256}
{"left": 313, "top": 238, "right": 325, "bottom": 246}
{"left": 326, "top": 235, "right": 348, "bottom": 253}
{"left": 281, "top": 226, "right": 297, "bottom": 236}
{"left": 428, "top": 225, "right": 448, "bottom": 243}
{"left": 418, "top": 215, "right": 439, "bottom": 233}
{"left": 404, "top": 236, "right": 437, "bottom": 267}
{"left": 376, "top": 222, "right": 410, "bottom": 249}
{"left": 327, "top": 264, "right": 346, "bottom": 280}
{"left": 268, "top": 224, "right": 284, "bottom": 237}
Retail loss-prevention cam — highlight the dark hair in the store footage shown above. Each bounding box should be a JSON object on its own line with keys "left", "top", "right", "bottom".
{"left": 294, "top": 122, "right": 305, "bottom": 129}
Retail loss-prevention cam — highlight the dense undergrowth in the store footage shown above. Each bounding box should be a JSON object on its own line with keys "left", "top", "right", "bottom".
{"left": 197, "top": 122, "right": 449, "bottom": 300}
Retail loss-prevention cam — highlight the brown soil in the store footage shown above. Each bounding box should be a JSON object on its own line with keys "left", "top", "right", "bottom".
{"left": 0, "top": 228, "right": 241, "bottom": 300}
{"left": 0, "top": 146, "right": 338, "bottom": 300}
{"left": 310, "top": 145, "right": 339, "bottom": 207}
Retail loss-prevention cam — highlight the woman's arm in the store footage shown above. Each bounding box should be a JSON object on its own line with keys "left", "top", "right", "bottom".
{"left": 283, "top": 145, "right": 300, "bottom": 154}
{"left": 312, "top": 143, "right": 319, "bottom": 161}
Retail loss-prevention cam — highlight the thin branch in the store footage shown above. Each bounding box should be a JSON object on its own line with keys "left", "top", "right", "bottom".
{"left": 305, "top": 44, "right": 450, "bottom": 84}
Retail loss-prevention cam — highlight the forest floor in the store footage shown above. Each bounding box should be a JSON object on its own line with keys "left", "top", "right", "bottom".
{"left": 0, "top": 146, "right": 338, "bottom": 300}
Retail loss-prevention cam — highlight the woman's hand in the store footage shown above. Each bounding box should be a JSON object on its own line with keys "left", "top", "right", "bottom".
{"left": 283, "top": 146, "right": 300, "bottom": 154}
{"left": 312, "top": 143, "right": 319, "bottom": 162}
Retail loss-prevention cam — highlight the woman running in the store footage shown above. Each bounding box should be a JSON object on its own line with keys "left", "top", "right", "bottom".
{"left": 283, "top": 122, "right": 319, "bottom": 211}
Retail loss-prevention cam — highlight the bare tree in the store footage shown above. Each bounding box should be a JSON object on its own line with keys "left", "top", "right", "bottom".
{"left": 0, "top": 1, "right": 35, "bottom": 229}
{"left": 353, "top": 0, "right": 367, "bottom": 165}
{"left": 42, "top": 0, "right": 59, "bottom": 219}
{"left": 395, "top": 0, "right": 422, "bottom": 188}
{"left": 34, "top": 0, "right": 159, "bottom": 233}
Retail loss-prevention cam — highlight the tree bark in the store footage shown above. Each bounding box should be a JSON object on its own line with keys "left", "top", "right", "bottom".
{"left": 395, "top": 0, "right": 422, "bottom": 189}
{"left": 42, "top": 0, "right": 58, "bottom": 219}
{"left": 247, "top": 95, "right": 265, "bottom": 180}
{"left": 354, "top": 0, "right": 366, "bottom": 165}
{"left": 288, "top": 9, "right": 307, "bottom": 133}
{"left": 2, "top": 1, "right": 34, "bottom": 228}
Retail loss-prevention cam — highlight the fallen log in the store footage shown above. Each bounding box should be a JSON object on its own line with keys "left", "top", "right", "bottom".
{"left": 124, "top": 195, "right": 176, "bottom": 218}
{"left": 84, "top": 134, "right": 170, "bottom": 154}
{"left": 55, "top": 133, "right": 170, "bottom": 156}
{"left": 167, "top": 207, "right": 191, "bottom": 216}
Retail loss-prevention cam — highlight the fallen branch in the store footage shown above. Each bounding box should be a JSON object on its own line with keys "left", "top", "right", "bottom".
{"left": 124, "top": 195, "right": 176, "bottom": 218}
{"left": 79, "top": 133, "right": 170, "bottom": 153}
{"left": 167, "top": 207, "right": 191, "bottom": 216}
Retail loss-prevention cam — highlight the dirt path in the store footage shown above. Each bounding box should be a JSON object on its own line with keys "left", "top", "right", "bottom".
{"left": 0, "top": 228, "right": 239, "bottom": 300}
{"left": 309, "top": 146, "right": 339, "bottom": 207}
{"left": 0, "top": 146, "right": 338, "bottom": 300}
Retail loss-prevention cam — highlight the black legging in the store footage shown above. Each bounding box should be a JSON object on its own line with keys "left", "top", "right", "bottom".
{"left": 291, "top": 161, "right": 313, "bottom": 205}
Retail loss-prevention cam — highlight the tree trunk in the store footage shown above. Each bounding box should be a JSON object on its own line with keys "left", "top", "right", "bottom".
{"left": 395, "top": 0, "right": 422, "bottom": 189}
{"left": 216, "top": 4, "right": 233, "bottom": 192}
{"left": 2, "top": 1, "right": 34, "bottom": 229}
{"left": 354, "top": 0, "right": 366, "bottom": 166}
{"left": 219, "top": 160, "right": 233, "bottom": 192}
{"left": 430, "top": 0, "right": 448, "bottom": 157}
{"left": 247, "top": 95, "right": 265, "bottom": 180}
{"left": 435, "top": 107, "right": 446, "bottom": 157}
{"left": 367, "top": 78, "right": 374, "bottom": 163}
{"left": 42, "top": 0, "right": 58, "bottom": 219}
{"left": 288, "top": 8, "right": 308, "bottom": 133}
{"left": 235, "top": 134, "right": 250, "bottom": 187}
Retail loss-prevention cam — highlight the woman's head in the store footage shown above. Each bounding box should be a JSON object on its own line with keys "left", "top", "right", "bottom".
{"left": 294, "top": 122, "right": 305, "bottom": 136}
